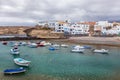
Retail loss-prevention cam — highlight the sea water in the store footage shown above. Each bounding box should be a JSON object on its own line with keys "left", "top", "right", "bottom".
{"left": 0, "top": 41, "right": 120, "bottom": 80}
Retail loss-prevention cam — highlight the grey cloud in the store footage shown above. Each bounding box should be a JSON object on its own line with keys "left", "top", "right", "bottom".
{"left": 0, "top": 0, "right": 120, "bottom": 26}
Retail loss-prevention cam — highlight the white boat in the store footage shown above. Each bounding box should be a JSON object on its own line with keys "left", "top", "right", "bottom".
{"left": 73, "top": 45, "right": 84, "bottom": 49}
{"left": 52, "top": 44, "right": 60, "bottom": 47}
{"left": 93, "top": 49, "right": 108, "bottom": 53}
{"left": 28, "top": 43, "right": 37, "bottom": 48}
{"left": 14, "top": 42, "right": 20, "bottom": 46}
{"left": 14, "top": 58, "right": 31, "bottom": 66}
{"left": 10, "top": 49, "right": 19, "bottom": 54}
{"left": 71, "top": 45, "right": 85, "bottom": 53}
{"left": 61, "top": 44, "right": 68, "bottom": 48}
{"left": 44, "top": 42, "right": 51, "bottom": 46}
{"left": 19, "top": 42, "right": 27, "bottom": 46}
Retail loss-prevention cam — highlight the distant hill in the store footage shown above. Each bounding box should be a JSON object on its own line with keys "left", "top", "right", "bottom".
{"left": 0, "top": 26, "right": 32, "bottom": 35}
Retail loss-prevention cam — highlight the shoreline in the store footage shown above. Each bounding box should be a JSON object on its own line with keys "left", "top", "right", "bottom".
{"left": 1, "top": 36, "right": 120, "bottom": 47}
{"left": 46, "top": 37, "right": 120, "bottom": 47}
{"left": 67, "top": 37, "right": 120, "bottom": 47}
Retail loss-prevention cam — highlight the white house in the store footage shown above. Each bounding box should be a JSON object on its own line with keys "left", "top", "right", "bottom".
{"left": 94, "top": 21, "right": 113, "bottom": 35}
{"left": 54, "top": 21, "right": 70, "bottom": 32}
{"left": 70, "top": 23, "right": 89, "bottom": 35}
{"left": 37, "top": 20, "right": 90, "bottom": 35}
{"left": 105, "top": 25, "right": 120, "bottom": 35}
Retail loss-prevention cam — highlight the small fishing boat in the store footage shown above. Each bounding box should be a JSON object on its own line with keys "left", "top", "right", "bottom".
{"left": 2, "top": 41, "right": 7, "bottom": 45}
{"left": 10, "top": 48, "right": 19, "bottom": 55}
{"left": 49, "top": 47, "right": 55, "bottom": 51}
{"left": 14, "top": 58, "right": 31, "bottom": 66}
{"left": 73, "top": 45, "right": 84, "bottom": 49}
{"left": 37, "top": 43, "right": 45, "bottom": 47}
{"left": 71, "top": 45, "right": 85, "bottom": 53}
{"left": 61, "top": 44, "right": 68, "bottom": 48}
{"left": 28, "top": 43, "right": 37, "bottom": 48}
{"left": 19, "top": 42, "right": 27, "bottom": 46}
{"left": 52, "top": 44, "right": 60, "bottom": 47}
{"left": 10, "top": 46, "right": 20, "bottom": 54}
{"left": 14, "top": 42, "right": 21, "bottom": 46}
{"left": 4, "top": 67, "right": 26, "bottom": 74}
{"left": 93, "top": 49, "right": 109, "bottom": 54}
{"left": 71, "top": 48, "right": 84, "bottom": 53}
{"left": 44, "top": 42, "right": 51, "bottom": 46}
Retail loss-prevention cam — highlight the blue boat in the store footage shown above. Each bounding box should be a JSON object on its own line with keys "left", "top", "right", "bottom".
{"left": 4, "top": 67, "right": 26, "bottom": 74}
{"left": 49, "top": 47, "right": 55, "bottom": 51}
{"left": 83, "top": 45, "right": 91, "bottom": 49}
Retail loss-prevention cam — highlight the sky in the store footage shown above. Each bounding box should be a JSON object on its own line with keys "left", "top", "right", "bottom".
{"left": 0, "top": 0, "right": 120, "bottom": 26}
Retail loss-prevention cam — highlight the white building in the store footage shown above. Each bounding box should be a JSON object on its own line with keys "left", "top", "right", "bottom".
{"left": 37, "top": 20, "right": 90, "bottom": 35}
{"left": 55, "top": 21, "right": 70, "bottom": 32}
{"left": 70, "top": 23, "right": 89, "bottom": 35}
{"left": 105, "top": 25, "right": 120, "bottom": 35}
{"left": 94, "top": 21, "right": 120, "bottom": 35}
{"left": 94, "top": 21, "right": 113, "bottom": 35}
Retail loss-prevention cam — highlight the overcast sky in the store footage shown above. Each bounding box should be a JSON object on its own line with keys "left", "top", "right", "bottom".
{"left": 0, "top": 0, "right": 120, "bottom": 26}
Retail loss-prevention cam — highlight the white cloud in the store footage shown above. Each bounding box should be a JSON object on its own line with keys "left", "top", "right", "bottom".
{"left": 0, "top": 17, "right": 36, "bottom": 23}
{"left": 0, "top": 5, "right": 23, "bottom": 12}
{"left": 0, "top": 0, "right": 120, "bottom": 25}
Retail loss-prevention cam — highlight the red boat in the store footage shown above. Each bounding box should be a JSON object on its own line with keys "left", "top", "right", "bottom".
{"left": 37, "top": 43, "right": 45, "bottom": 47}
{"left": 2, "top": 41, "right": 7, "bottom": 45}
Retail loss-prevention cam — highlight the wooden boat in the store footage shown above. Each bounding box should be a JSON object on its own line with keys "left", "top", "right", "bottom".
{"left": 14, "top": 58, "right": 31, "bottom": 66}
{"left": 93, "top": 49, "right": 108, "bottom": 54}
{"left": 4, "top": 67, "right": 26, "bottom": 74}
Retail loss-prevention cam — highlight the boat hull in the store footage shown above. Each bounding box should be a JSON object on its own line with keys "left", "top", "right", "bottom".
{"left": 93, "top": 49, "right": 108, "bottom": 54}
{"left": 71, "top": 50, "right": 84, "bottom": 53}
{"left": 10, "top": 49, "right": 19, "bottom": 55}
{"left": 14, "top": 58, "right": 31, "bottom": 66}
{"left": 4, "top": 68, "right": 26, "bottom": 75}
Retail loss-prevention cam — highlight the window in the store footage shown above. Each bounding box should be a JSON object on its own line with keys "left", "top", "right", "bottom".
{"left": 59, "top": 24, "right": 61, "bottom": 26}
{"left": 70, "top": 29, "right": 72, "bottom": 31}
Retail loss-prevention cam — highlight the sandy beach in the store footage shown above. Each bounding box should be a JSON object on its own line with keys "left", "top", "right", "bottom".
{"left": 66, "top": 37, "right": 120, "bottom": 47}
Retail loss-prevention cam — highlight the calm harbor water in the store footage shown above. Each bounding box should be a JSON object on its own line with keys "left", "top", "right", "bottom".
{"left": 0, "top": 41, "right": 120, "bottom": 80}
